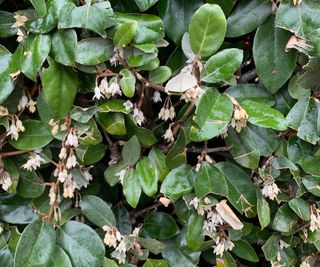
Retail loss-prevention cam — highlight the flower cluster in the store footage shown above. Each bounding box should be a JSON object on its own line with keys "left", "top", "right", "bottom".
{"left": 93, "top": 77, "right": 122, "bottom": 100}
{"left": 229, "top": 96, "right": 248, "bottom": 133}
{"left": 7, "top": 116, "right": 25, "bottom": 141}
{"left": 158, "top": 97, "right": 175, "bottom": 121}
{"left": 18, "top": 94, "right": 36, "bottom": 113}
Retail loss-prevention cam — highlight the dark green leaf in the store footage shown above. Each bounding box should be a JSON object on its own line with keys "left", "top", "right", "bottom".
{"left": 232, "top": 240, "right": 259, "bottom": 262}
{"left": 272, "top": 203, "right": 298, "bottom": 234}
{"left": 80, "top": 195, "right": 116, "bottom": 228}
{"left": 143, "top": 212, "right": 180, "bottom": 240}
{"left": 9, "top": 120, "right": 53, "bottom": 150}
{"left": 14, "top": 220, "right": 56, "bottom": 267}
{"left": 253, "top": 15, "right": 297, "bottom": 93}
{"left": 114, "top": 21, "right": 138, "bottom": 48}
{"left": 42, "top": 58, "right": 79, "bottom": 119}
{"left": 288, "top": 198, "right": 311, "bottom": 221}
{"left": 30, "top": 0, "right": 47, "bottom": 17}
{"left": 200, "top": 48, "right": 243, "bottom": 85}
{"left": 186, "top": 212, "right": 204, "bottom": 250}
{"left": 122, "top": 135, "right": 141, "bottom": 165}
{"left": 57, "top": 221, "right": 105, "bottom": 267}
{"left": 76, "top": 38, "right": 114, "bottom": 65}
{"left": 96, "top": 112, "right": 126, "bottom": 136}
{"left": 136, "top": 157, "right": 158, "bottom": 197}
{"left": 16, "top": 170, "right": 45, "bottom": 198}
{"left": 0, "top": 11, "right": 16, "bottom": 38}
{"left": 226, "top": 0, "right": 272, "bottom": 37}
{"left": 47, "top": 245, "right": 72, "bottom": 267}
{"left": 123, "top": 168, "right": 141, "bottom": 208}
{"left": 256, "top": 189, "right": 270, "bottom": 229}
{"left": 0, "top": 204, "right": 39, "bottom": 224}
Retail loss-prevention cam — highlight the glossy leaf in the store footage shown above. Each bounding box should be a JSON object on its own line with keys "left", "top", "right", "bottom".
{"left": 253, "top": 15, "right": 297, "bottom": 93}
{"left": 9, "top": 120, "right": 53, "bottom": 150}
{"left": 51, "top": 29, "right": 77, "bottom": 66}
{"left": 194, "top": 162, "right": 228, "bottom": 198}
{"left": 143, "top": 212, "right": 180, "bottom": 240}
{"left": 135, "top": 0, "right": 159, "bottom": 11}
{"left": 201, "top": 48, "right": 243, "bottom": 85}
{"left": 9, "top": 34, "right": 51, "bottom": 81}
{"left": 226, "top": 0, "right": 272, "bottom": 37}
{"left": 272, "top": 204, "right": 298, "bottom": 234}
{"left": 186, "top": 212, "right": 204, "bottom": 250}
{"left": 123, "top": 169, "right": 141, "bottom": 208}
{"left": 119, "top": 68, "right": 136, "bottom": 97}
{"left": 148, "top": 148, "right": 169, "bottom": 182}
{"left": 14, "top": 220, "right": 56, "bottom": 267}
{"left": 30, "top": 0, "right": 47, "bottom": 17}
{"left": 256, "top": 190, "right": 270, "bottom": 229}
{"left": 42, "top": 58, "right": 79, "bottom": 119}
{"left": 288, "top": 198, "right": 311, "bottom": 221}
{"left": 160, "top": 164, "right": 193, "bottom": 202}
{"left": 149, "top": 66, "right": 172, "bottom": 84}
{"left": 0, "top": 45, "right": 13, "bottom": 105}
{"left": 136, "top": 157, "right": 158, "bottom": 197}
{"left": 191, "top": 89, "right": 233, "bottom": 142}
{"left": 16, "top": 170, "right": 45, "bottom": 198}
{"left": 0, "top": 11, "right": 16, "bottom": 38}
{"left": 114, "top": 21, "right": 138, "bottom": 48}
{"left": 189, "top": 4, "right": 227, "bottom": 58}
{"left": 57, "top": 221, "right": 105, "bottom": 267}
{"left": 96, "top": 112, "right": 126, "bottom": 136}
{"left": 122, "top": 135, "right": 141, "bottom": 165}
{"left": 143, "top": 259, "right": 169, "bottom": 267}
{"left": 232, "top": 240, "right": 259, "bottom": 262}
{"left": 80, "top": 195, "right": 116, "bottom": 228}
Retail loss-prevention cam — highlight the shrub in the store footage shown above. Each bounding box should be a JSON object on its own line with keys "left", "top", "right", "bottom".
{"left": 0, "top": 0, "right": 319, "bottom": 266}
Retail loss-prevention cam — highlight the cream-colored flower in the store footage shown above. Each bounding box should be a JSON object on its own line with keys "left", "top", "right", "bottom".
{"left": 65, "top": 131, "right": 79, "bottom": 148}
{"left": 66, "top": 153, "right": 77, "bottom": 169}
{"left": 310, "top": 208, "right": 320, "bottom": 232}
{"left": 163, "top": 127, "right": 174, "bottom": 143}
{"left": 181, "top": 86, "right": 205, "bottom": 104}
{"left": 133, "top": 108, "right": 145, "bottom": 126}
{"left": 159, "top": 197, "right": 171, "bottom": 207}
{"left": 18, "top": 95, "right": 28, "bottom": 111}
{"left": 0, "top": 106, "right": 9, "bottom": 117}
{"left": 0, "top": 169, "right": 12, "bottom": 191}
{"left": 22, "top": 153, "right": 45, "bottom": 171}
{"left": 59, "top": 147, "right": 67, "bottom": 160}
{"left": 12, "top": 13, "right": 28, "bottom": 28}
{"left": 261, "top": 179, "right": 280, "bottom": 201}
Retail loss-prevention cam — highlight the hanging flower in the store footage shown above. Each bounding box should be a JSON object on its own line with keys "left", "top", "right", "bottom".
{"left": 261, "top": 179, "right": 281, "bottom": 201}
{"left": 0, "top": 106, "right": 9, "bottom": 117}
{"left": 22, "top": 152, "right": 45, "bottom": 171}
{"left": 163, "top": 126, "right": 174, "bottom": 143}
{"left": 310, "top": 207, "right": 320, "bottom": 232}
{"left": 213, "top": 237, "right": 234, "bottom": 257}
{"left": 6, "top": 117, "right": 25, "bottom": 141}
{"left": 0, "top": 168, "right": 12, "bottom": 191}
{"left": 12, "top": 13, "right": 28, "bottom": 28}
{"left": 123, "top": 100, "right": 133, "bottom": 111}
{"left": 66, "top": 152, "right": 77, "bottom": 169}
{"left": 116, "top": 169, "right": 126, "bottom": 185}
{"left": 151, "top": 91, "right": 162, "bottom": 103}
{"left": 229, "top": 96, "right": 248, "bottom": 133}
{"left": 133, "top": 107, "right": 145, "bottom": 126}
{"left": 180, "top": 86, "right": 205, "bottom": 104}
{"left": 65, "top": 131, "right": 79, "bottom": 148}
{"left": 158, "top": 97, "right": 175, "bottom": 121}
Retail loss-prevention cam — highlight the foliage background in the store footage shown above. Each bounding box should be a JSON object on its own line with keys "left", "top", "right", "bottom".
{"left": 0, "top": 0, "right": 320, "bottom": 266}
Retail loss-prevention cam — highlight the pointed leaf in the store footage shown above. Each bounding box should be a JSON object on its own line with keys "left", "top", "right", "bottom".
{"left": 114, "top": 21, "right": 138, "bottom": 48}
{"left": 136, "top": 157, "right": 158, "bottom": 197}
{"left": 123, "top": 169, "right": 141, "bottom": 208}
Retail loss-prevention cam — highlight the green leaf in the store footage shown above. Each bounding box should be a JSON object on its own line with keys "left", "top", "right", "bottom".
{"left": 232, "top": 240, "right": 259, "bottom": 262}
{"left": 80, "top": 195, "right": 116, "bottom": 228}
{"left": 186, "top": 212, "right": 204, "bottom": 250}
{"left": 70, "top": 106, "right": 100, "bottom": 123}
{"left": 42, "top": 58, "right": 79, "bottom": 119}
{"left": 216, "top": 162, "right": 257, "bottom": 217}
{"left": 96, "top": 112, "right": 126, "bottom": 136}
{"left": 76, "top": 144, "right": 106, "bottom": 165}
{"left": 138, "top": 238, "right": 165, "bottom": 255}
{"left": 160, "top": 164, "right": 194, "bottom": 202}
{"left": 253, "top": 15, "right": 297, "bottom": 93}
{"left": 191, "top": 89, "right": 233, "bottom": 142}
{"left": 16, "top": 170, "right": 45, "bottom": 198}
{"left": 225, "top": 84, "right": 274, "bottom": 106}
{"left": 288, "top": 198, "right": 311, "bottom": 221}
{"left": 136, "top": 157, "right": 158, "bottom": 197}
{"left": 275, "top": 0, "right": 320, "bottom": 56}
{"left": 0, "top": 44, "right": 13, "bottom": 105}
{"left": 157, "top": 0, "right": 202, "bottom": 44}
{"left": 226, "top": 0, "right": 272, "bottom": 37}
{"left": 119, "top": 69, "right": 136, "bottom": 98}
{"left": 47, "top": 245, "right": 72, "bottom": 267}
{"left": 114, "top": 21, "right": 138, "bottom": 48}
{"left": 224, "top": 127, "right": 260, "bottom": 170}
{"left": 148, "top": 148, "right": 169, "bottom": 182}
{"left": 256, "top": 190, "right": 270, "bottom": 229}
{"left": 57, "top": 221, "right": 105, "bottom": 267}
{"left": 51, "top": 29, "right": 77, "bottom": 66}
{"left": 30, "top": 0, "right": 47, "bottom": 17}
{"left": 14, "top": 220, "right": 56, "bottom": 267}
{"left": 135, "top": 0, "right": 159, "bottom": 11}
{"left": 302, "top": 176, "right": 320, "bottom": 197}
{"left": 189, "top": 4, "right": 227, "bottom": 58}
{"left": 216, "top": 251, "right": 237, "bottom": 267}
{"left": 123, "top": 168, "right": 141, "bottom": 208}
{"left": 200, "top": 48, "right": 243, "bottom": 85}
{"left": 104, "top": 161, "right": 127, "bottom": 187}
{"left": 115, "top": 13, "right": 164, "bottom": 44}
{"left": 0, "top": 11, "right": 17, "bottom": 38}
{"left": 0, "top": 204, "right": 38, "bottom": 224}
{"left": 272, "top": 203, "right": 298, "bottom": 234}
{"left": 241, "top": 100, "right": 288, "bottom": 131}
{"left": 288, "top": 74, "right": 311, "bottom": 99}
{"left": 58, "top": 2, "right": 110, "bottom": 37}
{"left": 194, "top": 162, "right": 228, "bottom": 198}
{"left": 149, "top": 66, "right": 172, "bottom": 84}
{"left": 113, "top": 204, "right": 132, "bottom": 235}
{"left": 143, "top": 259, "right": 169, "bottom": 267}
{"left": 0, "top": 248, "right": 13, "bottom": 267}
{"left": 143, "top": 212, "right": 180, "bottom": 240}
{"left": 9, "top": 120, "right": 53, "bottom": 150}
{"left": 9, "top": 34, "right": 51, "bottom": 81}
{"left": 99, "top": 99, "right": 131, "bottom": 114}
{"left": 76, "top": 38, "right": 114, "bottom": 65}
{"left": 122, "top": 135, "right": 141, "bottom": 165}
{"left": 262, "top": 235, "right": 280, "bottom": 261}
{"left": 286, "top": 97, "right": 320, "bottom": 144}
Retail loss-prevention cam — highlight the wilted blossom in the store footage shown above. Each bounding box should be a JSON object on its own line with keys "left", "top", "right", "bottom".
{"left": 103, "top": 226, "right": 122, "bottom": 248}
{"left": 180, "top": 86, "right": 205, "bottom": 104}
{"left": 12, "top": 13, "right": 28, "bottom": 28}
{"left": 189, "top": 197, "right": 200, "bottom": 209}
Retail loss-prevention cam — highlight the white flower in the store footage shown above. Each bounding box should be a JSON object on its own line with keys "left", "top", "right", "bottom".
{"left": 49, "top": 185, "right": 56, "bottom": 205}
{"left": 293, "top": 0, "right": 302, "bottom": 6}
{"left": 0, "top": 225, "right": 3, "bottom": 234}
{"left": 0, "top": 170, "right": 12, "bottom": 191}
{"left": 93, "top": 86, "right": 104, "bottom": 100}
{"left": 12, "top": 13, "right": 28, "bottom": 28}
{"left": 181, "top": 86, "right": 205, "bottom": 104}
{"left": 99, "top": 78, "right": 109, "bottom": 94}
{"left": 49, "top": 119, "right": 59, "bottom": 135}
{"left": 59, "top": 147, "right": 67, "bottom": 160}
{"left": 310, "top": 208, "right": 320, "bottom": 232}
{"left": 152, "top": 91, "right": 162, "bottom": 103}
{"left": 133, "top": 108, "right": 145, "bottom": 126}
{"left": 83, "top": 170, "right": 93, "bottom": 182}
{"left": 7, "top": 123, "right": 19, "bottom": 140}
{"left": 261, "top": 180, "right": 280, "bottom": 201}
{"left": 16, "top": 119, "right": 25, "bottom": 132}
{"left": 163, "top": 127, "right": 174, "bottom": 143}
{"left": 22, "top": 153, "right": 45, "bottom": 171}
{"left": 213, "top": 237, "right": 234, "bottom": 257}
{"left": 279, "top": 240, "right": 289, "bottom": 250}
{"left": 63, "top": 178, "right": 77, "bottom": 198}
{"left": 57, "top": 169, "right": 69, "bottom": 183}
{"left": 66, "top": 153, "right": 77, "bottom": 169}
{"left": 116, "top": 169, "right": 126, "bottom": 185}
{"left": 189, "top": 197, "right": 200, "bottom": 209}
{"left": 0, "top": 106, "right": 9, "bottom": 117}
{"left": 203, "top": 211, "right": 224, "bottom": 232}
{"left": 18, "top": 95, "right": 28, "bottom": 110}
{"left": 28, "top": 99, "right": 36, "bottom": 113}
{"left": 65, "top": 132, "right": 78, "bottom": 148}
{"left": 123, "top": 100, "right": 133, "bottom": 111}
{"left": 104, "top": 80, "right": 122, "bottom": 98}
{"left": 103, "top": 226, "right": 118, "bottom": 248}
{"left": 16, "top": 28, "right": 26, "bottom": 43}
{"left": 116, "top": 239, "right": 126, "bottom": 253}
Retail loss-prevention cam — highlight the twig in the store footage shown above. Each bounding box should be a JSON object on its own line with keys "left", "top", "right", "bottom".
{"left": 238, "top": 69, "right": 257, "bottom": 84}
{"left": 0, "top": 150, "right": 30, "bottom": 156}
{"left": 187, "top": 146, "right": 230, "bottom": 154}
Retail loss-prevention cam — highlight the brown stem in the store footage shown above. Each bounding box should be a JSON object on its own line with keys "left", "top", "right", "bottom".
{"left": 238, "top": 69, "right": 257, "bottom": 84}
{"left": 187, "top": 146, "right": 230, "bottom": 154}
{"left": 0, "top": 150, "right": 30, "bottom": 156}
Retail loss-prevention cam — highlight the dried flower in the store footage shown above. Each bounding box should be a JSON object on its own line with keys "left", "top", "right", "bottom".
{"left": 229, "top": 96, "right": 248, "bottom": 132}
{"left": 59, "top": 147, "right": 67, "bottom": 160}
{"left": 0, "top": 168, "right": 12, "bottom": 191}
{"left": 159, "top": 197, "right": 171, "bottom": 207}
{"left": 181, "top": 86, "right": 205, "bottom": 104}
{"left": 293, "top": 0, "right": 302, "bottom": 6}
{"left": 49, "top": 185, "right": 57, "bottom": 205}
{"left": 49, "top": 119, "right": 60, "bottom": 135}
{"left": 213, "top": 237, "right": 234, "bottom": 257}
